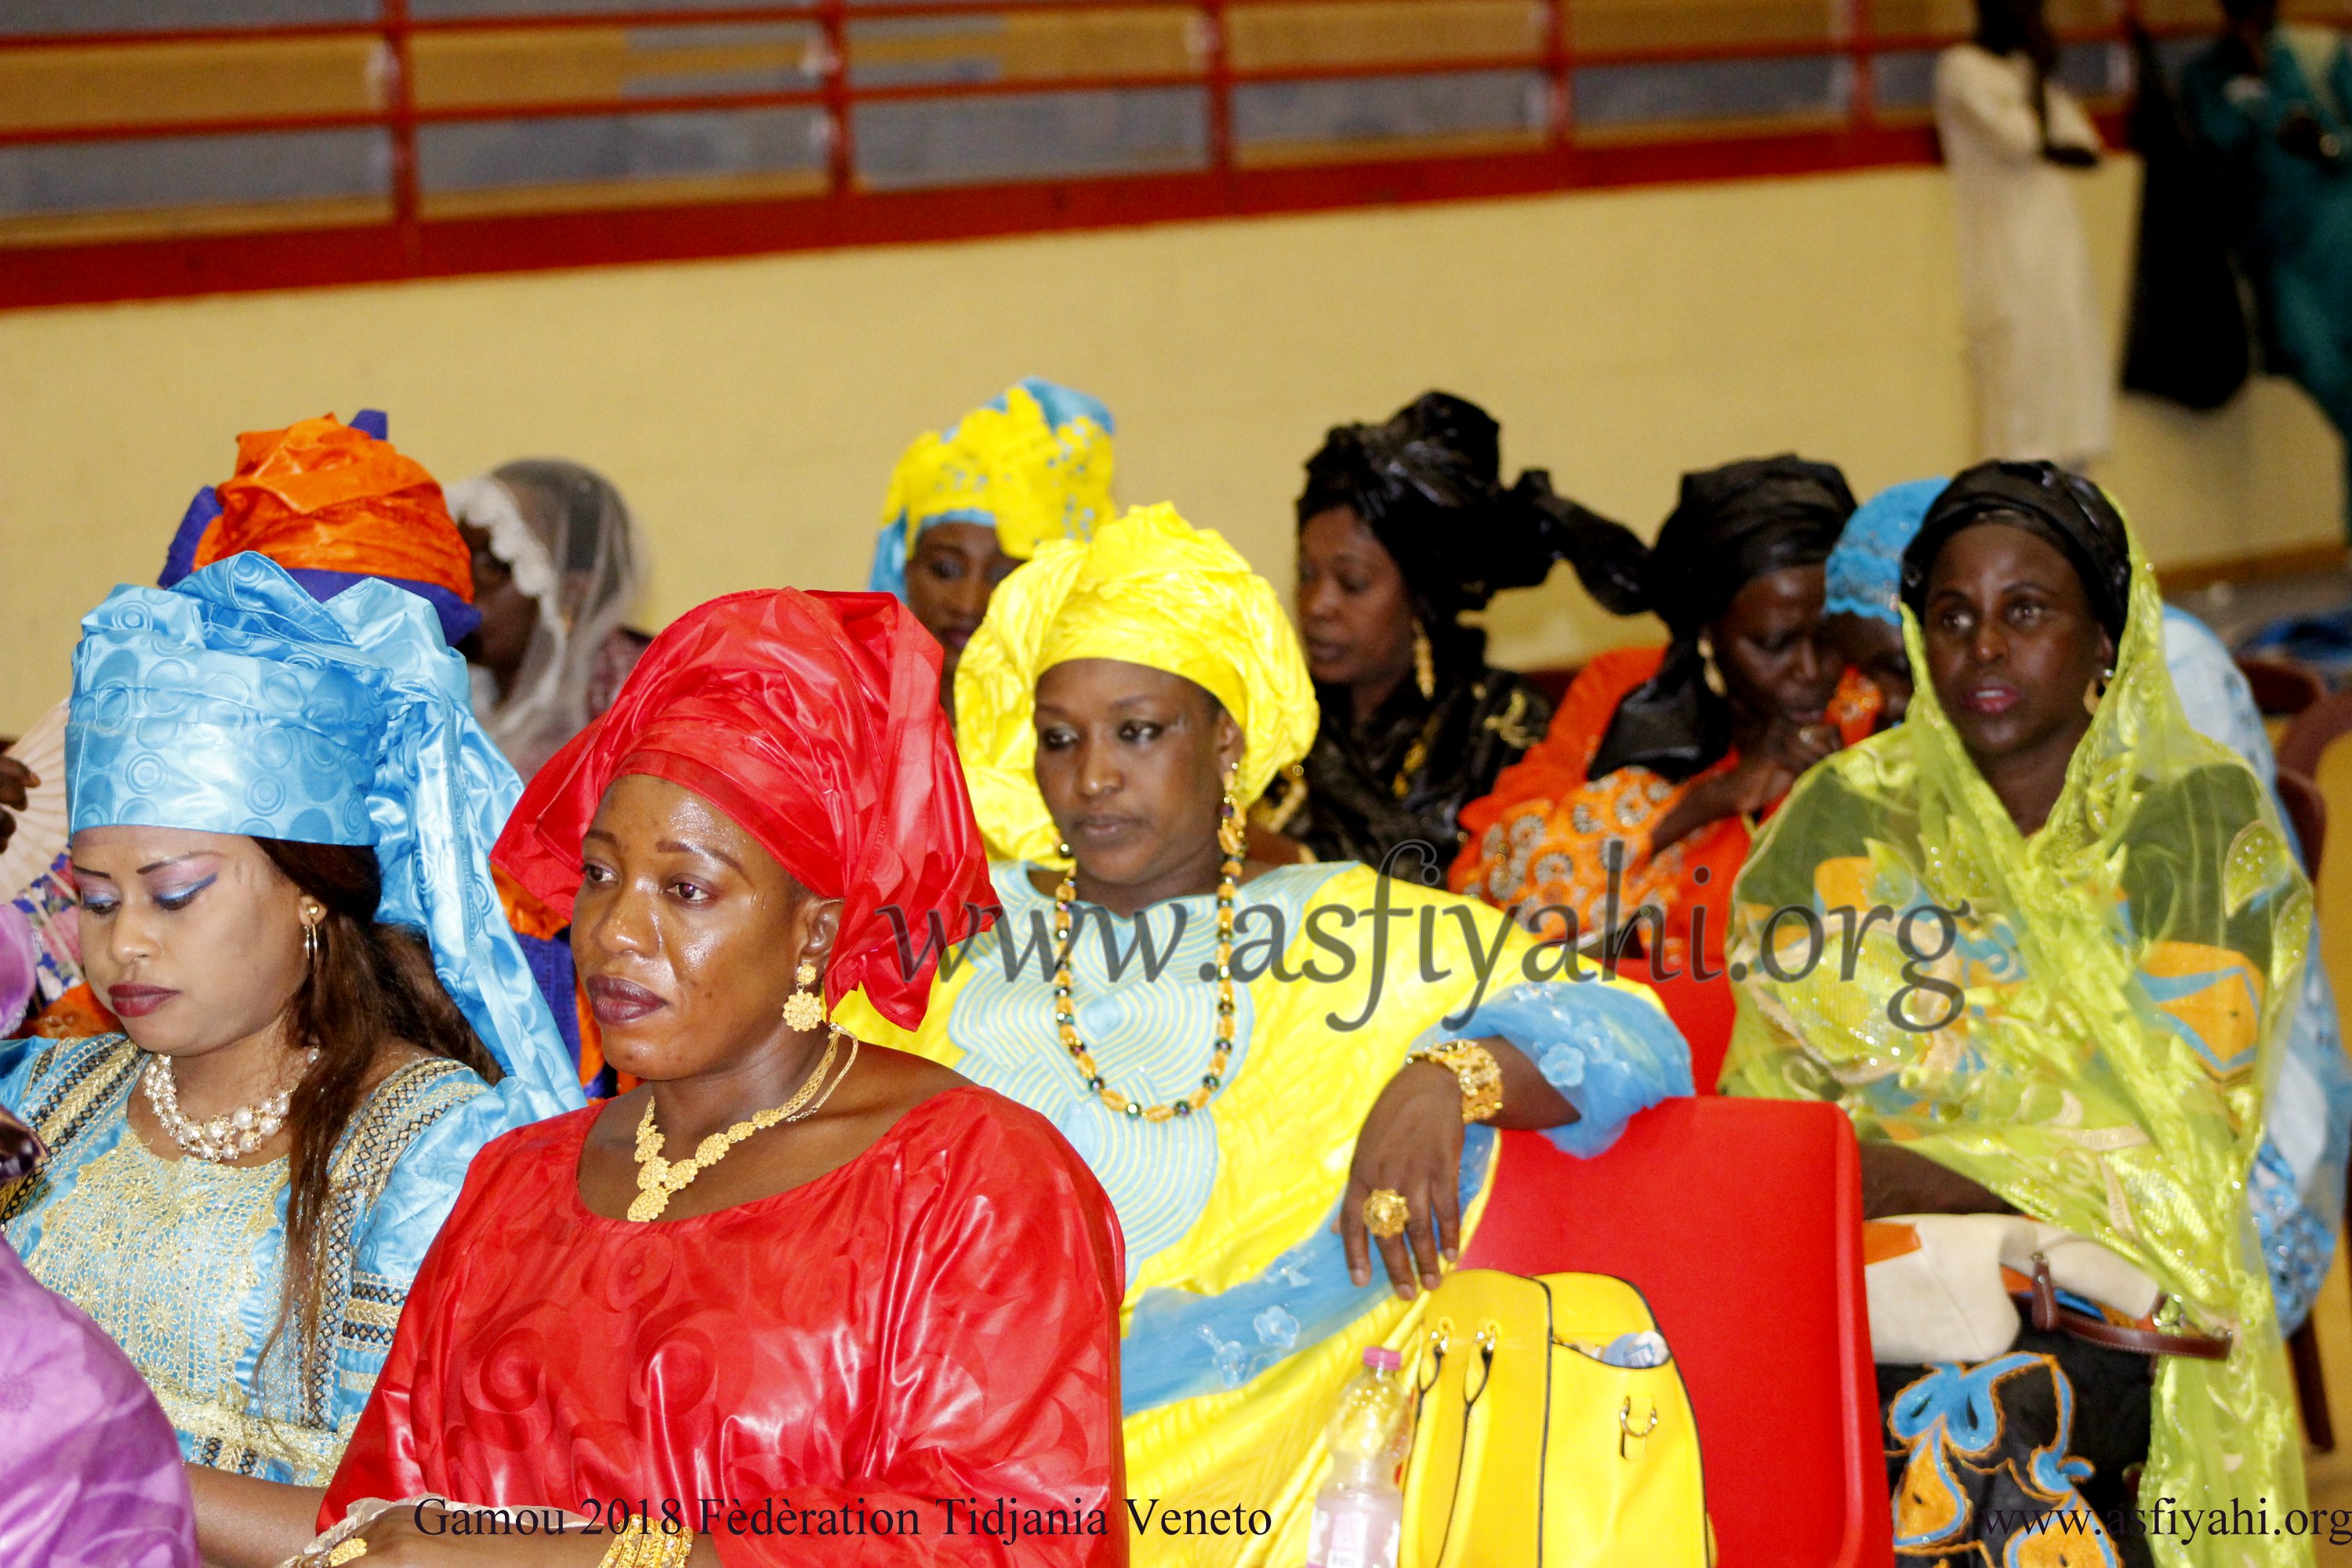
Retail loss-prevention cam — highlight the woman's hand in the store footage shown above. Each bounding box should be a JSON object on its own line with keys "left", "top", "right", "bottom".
{"left": 0, "top": 754, "right": 35, "bottom": 857}
{"left": 318, "top": 1503, "right": 647, "bottom": 1565}
{"left": 1338, "top": 1044, "right": 1576, "bottom": 1300}
{"left": 1655, "top": 717, "right": 1835, "bottom": 850}
{"left": 1338, "top": 1062, "right": 1465, "bottom": 1300}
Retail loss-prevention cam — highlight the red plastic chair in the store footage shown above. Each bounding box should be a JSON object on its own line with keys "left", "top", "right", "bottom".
{"left": 1461, "top": 1099, "right": 1891, "bottom": 1568}
{"left": 1638, "top": 957, "right": 1736, "bottom": 1094}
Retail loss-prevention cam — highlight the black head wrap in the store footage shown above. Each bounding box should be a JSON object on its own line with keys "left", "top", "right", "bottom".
{"left": 1297, "top": 392, "right": 1647, "bottom": 655}
{"left": 1585, "top": 455, "right": 1856, "bottom": 781}
{"left": 1900, "top": 460, "right": 2132, "bottom": 644}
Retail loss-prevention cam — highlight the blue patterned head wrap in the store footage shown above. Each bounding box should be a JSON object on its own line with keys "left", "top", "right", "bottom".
{"left": 1824, "top": 477, "right": 1947, "bottom": 626}
{"left": 67, "top": 553, "right": 581, "bottom": 1114}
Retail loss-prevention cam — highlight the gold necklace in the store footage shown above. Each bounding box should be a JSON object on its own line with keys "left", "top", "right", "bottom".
{"left": 626, "top": 1029, "right": 858, "bottom": 1221}
{"left": 1052, "top": 796, "right": 1242, "bottom": 1123}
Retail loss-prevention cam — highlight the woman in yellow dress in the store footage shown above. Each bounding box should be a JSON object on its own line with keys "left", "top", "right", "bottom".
{"left": 846, "top": 503, "right": 1692, "bottom": 1566}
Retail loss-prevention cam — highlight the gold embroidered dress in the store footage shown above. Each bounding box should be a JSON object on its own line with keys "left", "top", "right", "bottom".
{"left": 0, "top": 553, "right": 584, "bottom": 1484}
{"left": 1, "top": 1035, "right": 489, "bottom": 1483}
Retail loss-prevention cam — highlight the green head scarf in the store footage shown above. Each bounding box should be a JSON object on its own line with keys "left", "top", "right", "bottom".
{"left": 1722, "top": 498, "right": 2310, "bottom": 1563}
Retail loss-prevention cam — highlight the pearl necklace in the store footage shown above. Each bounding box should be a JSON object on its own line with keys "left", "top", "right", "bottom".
{"left": 1052, "top": 795, "right": 1242, "bottom": 1123}
{"left": 141, "top": 1049, "right": 318, "bottom": 1163}
{"left": 628, "top": 1029, "right": 858, "bottom": 1221}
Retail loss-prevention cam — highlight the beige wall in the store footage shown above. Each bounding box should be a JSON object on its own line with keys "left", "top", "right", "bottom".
{"left": 0, "top": 157, "right": 2341, "bottom": 736}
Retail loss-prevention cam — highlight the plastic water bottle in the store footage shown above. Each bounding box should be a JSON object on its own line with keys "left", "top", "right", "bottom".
{"left": 1305, "top": 1346, "right": 1410, "bottom": 1568}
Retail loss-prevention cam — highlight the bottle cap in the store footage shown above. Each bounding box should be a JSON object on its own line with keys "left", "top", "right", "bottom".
{"left": 1363, "top": 1347, "right": 1402, "bottom": 1372}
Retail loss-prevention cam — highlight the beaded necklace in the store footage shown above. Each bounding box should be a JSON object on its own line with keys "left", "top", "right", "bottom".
{"left": 141, "top": 1048, "right": 318, "bottom": 1163}
{"left": 1051, "top": 793, "right": 1243, "bottom": 1123}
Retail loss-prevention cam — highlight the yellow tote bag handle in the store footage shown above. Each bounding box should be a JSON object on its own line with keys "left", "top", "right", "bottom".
{"left": 1398, "top": 1269, "right": 1710, "bottom": 1568}
{"left": 1401, "top": 1317, "right": 1500, "bottom": 1568}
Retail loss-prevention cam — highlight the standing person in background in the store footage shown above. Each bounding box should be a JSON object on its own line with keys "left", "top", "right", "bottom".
{"left": 1936, "top": 0, "right": 2114, "bottom": 468}
{"left": 869, "top": 378, "right": 1117, "bottom": 717}
{"left": 1450, "top": 456, "right": 1874, "bottom": 1084}
{"left": 2185, "top": 0, "right": 2352, "bottom": 534}
{"left": 447, "top": 459, "right": 650, "bottom": 783}
{"left": 1278, "top": 391, "right": 1643, "bottom": 870}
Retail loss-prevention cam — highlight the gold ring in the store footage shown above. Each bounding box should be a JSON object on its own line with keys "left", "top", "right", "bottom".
{"left": 325, "top": 1541, "right": 370, "bottom": 1564}
{"left": 1363, "top": 1189, "right": 1410, "bottom": 1239}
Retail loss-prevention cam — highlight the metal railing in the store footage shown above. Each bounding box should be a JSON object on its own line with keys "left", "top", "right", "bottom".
{"left": 0, "top": 0, "right": 2201, "bottom": 307}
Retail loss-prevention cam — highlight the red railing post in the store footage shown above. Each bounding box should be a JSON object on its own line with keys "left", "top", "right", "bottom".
{"left": 1204, "top": 0, "right": 1234, "bottom": 176}
{"left": 382, "top": 0, "right": 421, "bottom": 259}
{"left": 1848, "top": 0, "right": 1878, "bottom": 133}
{"left": 1545, "top": 0, "right": 1573, "bottom": 155}
{"left": 819, "top": 0, "right": 856, "bottom": 196}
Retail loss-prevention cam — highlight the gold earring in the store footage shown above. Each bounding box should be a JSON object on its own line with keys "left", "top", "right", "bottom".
{"left": 1412, "top": 623, "right": 1436, "bottom": 702}
{"left": 2082, "top": 671, "right": 2110, "bottom": 717}
{"left": 1697, "top": 633, "right": 1728, "bottom": 698}
{"left": 783, "top": 960, "right": 826, "bottom": 1031}
{"left": 1218, "top": 762, "right": 1247, "bottom": 862}
{"left": 301, "top": 905, "right": 323, "bottom": 965}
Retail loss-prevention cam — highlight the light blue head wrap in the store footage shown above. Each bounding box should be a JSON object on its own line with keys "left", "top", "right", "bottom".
{"left": 67, "top": 552, "right": 582, "bottom": 1118}
{"left": 1823, "top": 477, "right": 1948, "bottom": 626}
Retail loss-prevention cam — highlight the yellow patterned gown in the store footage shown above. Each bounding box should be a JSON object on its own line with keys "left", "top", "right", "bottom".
{"left": 846, "top": 858, "right": 1690, "bottom": 1566}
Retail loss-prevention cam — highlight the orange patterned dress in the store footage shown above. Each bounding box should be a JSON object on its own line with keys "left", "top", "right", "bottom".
{"left": 1450, "top": 645, "right": 1879, "bottom": 1085}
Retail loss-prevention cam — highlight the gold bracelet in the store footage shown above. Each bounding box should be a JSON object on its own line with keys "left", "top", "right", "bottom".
{"left": 601, "top": 1515, "right": 694, "bottom": 1568}
{"left": 1406, "top": 1042, "right": 1504, "bottom": 1123}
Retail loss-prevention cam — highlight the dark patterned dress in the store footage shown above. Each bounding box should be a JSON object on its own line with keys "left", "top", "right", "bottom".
{"left": 1278, "top": 659, "right": 1551, "bottom": 871}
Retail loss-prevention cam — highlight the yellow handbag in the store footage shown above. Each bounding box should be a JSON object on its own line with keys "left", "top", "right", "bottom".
{"left": 1398, "top": 1269, "right": 1711, "bottom": 1568}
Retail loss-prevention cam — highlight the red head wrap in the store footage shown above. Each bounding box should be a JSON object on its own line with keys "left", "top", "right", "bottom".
{"left": 492, "top": 590, "right": 996, "bottom": 1029}
{"left": 197, "top": 416, "right": 474, "bottom": 600}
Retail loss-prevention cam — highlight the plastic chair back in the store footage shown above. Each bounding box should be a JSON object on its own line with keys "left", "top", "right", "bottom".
{"left": 1460, "top": 1099, "right": 1890, "bottom": 1568}
{"left": 2236, "top": 654, "right": 2327, "bottom": 717}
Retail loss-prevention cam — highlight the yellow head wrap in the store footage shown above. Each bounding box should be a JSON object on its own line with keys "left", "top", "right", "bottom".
{"left": 868, "top": 378, "right": 1116, "bottom": 596}
{"left": 954, "top": 502, "right": 1319, "bottom": 863}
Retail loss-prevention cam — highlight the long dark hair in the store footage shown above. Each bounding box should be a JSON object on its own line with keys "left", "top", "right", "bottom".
{"left": 253, "top": 838, "right": 498, "bottom": 1362}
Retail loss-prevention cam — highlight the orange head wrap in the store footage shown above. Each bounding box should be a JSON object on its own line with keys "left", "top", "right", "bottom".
{"left": 162, "top": 414, "right": 479, "bottom": 643}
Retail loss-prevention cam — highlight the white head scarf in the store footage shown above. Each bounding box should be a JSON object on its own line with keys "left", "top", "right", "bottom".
{"left": 446, "top": 459, "right": 645, "bottom": 781}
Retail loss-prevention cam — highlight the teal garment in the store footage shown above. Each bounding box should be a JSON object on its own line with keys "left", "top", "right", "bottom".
{"left": 67, "top": 554, "right": 581, "bottom": 1123}
{"left": 0, "top": 1034, "right": 539, "bottom": 1483}
{"left": 2184, "top": 29, "right": 2352, "bottom": 526}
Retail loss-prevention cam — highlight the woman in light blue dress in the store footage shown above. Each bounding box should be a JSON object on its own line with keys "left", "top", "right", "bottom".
{"left": 0, "top": 553, "right": 583, "bottom": 1566}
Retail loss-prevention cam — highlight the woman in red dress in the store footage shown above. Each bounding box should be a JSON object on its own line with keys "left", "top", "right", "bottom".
{"left": 310, "top": 589, "right": 1127, "bottom": 1566}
